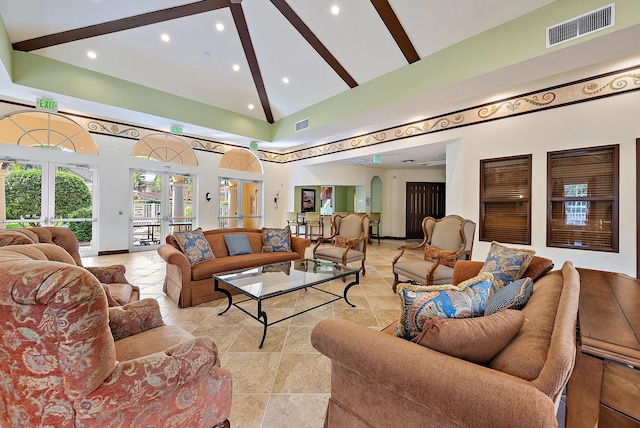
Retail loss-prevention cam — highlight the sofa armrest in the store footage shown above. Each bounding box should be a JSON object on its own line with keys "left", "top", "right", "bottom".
{"left": 108, "top": 298, "right": 165, "bottom": 341}
{"left": 86, "top": 265, "right": 129, "bottom": 284}
{"left": 291, "top": 236, "right": 311, "bottom": 258}
{"left": 311, "top": 319, "right": 558, "bottom": 428}
{"left": 451, "top": 260, "right": 484, "bottom": 285}
{"left": 76, "top": 335, "right": 221, "bottom": 417}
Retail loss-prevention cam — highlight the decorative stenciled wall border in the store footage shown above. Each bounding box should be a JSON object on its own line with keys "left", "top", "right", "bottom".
{"left": 1, "top": 64, "right": 639, "bottom": 163}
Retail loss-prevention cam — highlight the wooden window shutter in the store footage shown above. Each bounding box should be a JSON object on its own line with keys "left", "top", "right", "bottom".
{"left": 480, "top": 155, "right": 532, "bottom": 244}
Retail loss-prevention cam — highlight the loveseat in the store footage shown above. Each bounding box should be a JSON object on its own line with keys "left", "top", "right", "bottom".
{"left": 311, "top": 257, "right": 580, "bottom": 427}
{"left": 158, "top": 227, "right": 311, "bottom": 308}
{"left": 0, "top": 243, "right": 232, "bottom": 428}
{"left": 0, "top": 226, "right": 139, "bottom": 306}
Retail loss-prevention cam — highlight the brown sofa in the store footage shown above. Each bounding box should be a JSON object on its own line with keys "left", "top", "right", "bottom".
{"left": 311, "top": 258, "right": 580, "bottom": 427}
{"left": 0, "top": 226, "right": 139, "bottom": 306}
{"left": 158, "top": 227, "right": 311, "bottom": 308}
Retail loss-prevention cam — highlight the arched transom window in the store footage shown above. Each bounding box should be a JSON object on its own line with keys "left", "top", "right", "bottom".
{"left": 132, "top": 133, "right": 198, "bottom": 165}
{"left": 219, "top": 148, "right": 263, "bottom": 173}
{"left": 0, "top": 111, "right": 98, "bottom": 154}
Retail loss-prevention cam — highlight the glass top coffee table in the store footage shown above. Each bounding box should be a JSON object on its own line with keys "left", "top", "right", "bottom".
{"left": 213, "top": 259, "right": 360, "bottom": 348}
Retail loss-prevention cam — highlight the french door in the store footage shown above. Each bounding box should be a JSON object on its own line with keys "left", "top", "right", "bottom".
{"left": 130, "top": 170, "right": 194, "bottom": 251}
{"left": 0, "top": 160, "right": 98, "bottom": 255}
{"left": 218, "top": 178, "right": 262, "bottom": 229}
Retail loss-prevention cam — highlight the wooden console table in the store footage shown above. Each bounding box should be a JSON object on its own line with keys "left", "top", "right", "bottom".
{"left": 566, "top": 268, "right": 640, "bottom": 427}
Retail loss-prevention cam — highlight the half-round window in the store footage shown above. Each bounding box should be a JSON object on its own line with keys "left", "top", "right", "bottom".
{"left": 132, "top": 133, "right": 198, "bottom": 165}
{"left": 219, "top": 148, "right": 263, "bottom": 173}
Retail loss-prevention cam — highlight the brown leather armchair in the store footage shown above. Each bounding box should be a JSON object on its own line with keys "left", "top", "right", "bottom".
{"left": 0, "top": 243, "right": 232, "bottom": 428}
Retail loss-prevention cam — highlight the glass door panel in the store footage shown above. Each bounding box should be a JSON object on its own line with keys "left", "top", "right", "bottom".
{"left": 1, "top": 160, "right": 44, "bottom": 228}
{"left": 219, "top": 178, "right": 262, "bottom": 228}
{"left": 131, "top": 170, "right": 194, "bottom": 250}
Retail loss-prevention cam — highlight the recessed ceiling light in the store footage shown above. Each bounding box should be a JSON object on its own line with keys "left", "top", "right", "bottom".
{"left": 248, "top": 104, "right": 254, "bottom": 110}
{"left": 232, "top": 64, "right": 240, "bottom": 71}
{"left": 282, "top": 77, "right": 289, "bottom": 84}
{"left": 87, "top": 51, "right": 97, "bottom": 59}
{"left": 331, "top": 5, "right": 340, "bottom": 15}
{"left": 161, "top": 33, "right": 170, "bottom": 42}
{"left": 216, "top": 22, "right": 225, "bottom": 32}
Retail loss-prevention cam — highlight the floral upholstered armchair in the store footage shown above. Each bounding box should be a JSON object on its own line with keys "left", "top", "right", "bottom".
{"left": 0, "top": 226, "right": 139, "bottom": 306}
{"left": 0, "top": 243, "right": 232, "bottom": 428}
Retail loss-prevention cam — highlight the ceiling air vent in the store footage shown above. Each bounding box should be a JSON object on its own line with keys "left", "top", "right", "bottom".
{"left": 547, "top": 3, "right": 614, "bottom": 48}
{"left": 295, "top": 118, "right": 310, "bottom": 132}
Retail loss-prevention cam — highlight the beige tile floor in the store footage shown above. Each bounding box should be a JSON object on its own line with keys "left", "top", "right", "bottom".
{"left": 83, "top": 239, "right": 420, "bottom": 428}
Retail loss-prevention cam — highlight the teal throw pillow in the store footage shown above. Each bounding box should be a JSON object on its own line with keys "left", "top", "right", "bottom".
{"left": 262, "top": 227, "right": 291, "bottom": 252}
{"left": 480, "top": 241, "right": 535, "bottom": 294}
{"left": 484, "top": 277, "right": 534, "bottom": 316}
{"left": 224, "top": 234, "right": 253, "bottom": 255}
{"left": 394, "top": 272, "right": 493, "bottom": 340}
{"left": 173, "top": 228, "right": 215, "bottom": 266}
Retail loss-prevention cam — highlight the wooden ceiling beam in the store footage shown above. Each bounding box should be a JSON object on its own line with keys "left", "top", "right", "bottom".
{"left": 12, "top": 0, "right": 231, "bottom": 52}
{"left": 370, "top": 0, "right": 420, "bottom": 64}
{"left": 230, "top": 3, "right": 274, "bottom": 123}
{"left": 269, "top": 0, "right": 358, "bottom": 89}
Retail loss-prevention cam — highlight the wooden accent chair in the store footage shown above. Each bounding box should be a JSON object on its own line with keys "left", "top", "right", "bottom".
{"left": 0, "top": 243, "right": 232, "bottom": 428}
{"left": 286, "top": 211, "right": 304, "bottom": 237}
{"left": 392, "top": 215, "right": 476, "bottom": 292}
{"left": 369, "top": 212, "right": 381, "bottom": 243}
{"left": 304, "top": 211, "right": 324, "bottom": 241}
{"left": 313, "top": 213, "right": 370, "bottom": 277}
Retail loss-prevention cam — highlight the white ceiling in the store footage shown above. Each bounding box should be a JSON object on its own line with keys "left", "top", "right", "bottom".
{"left": 1, "top": 0, "right": 639, "bottom": 169}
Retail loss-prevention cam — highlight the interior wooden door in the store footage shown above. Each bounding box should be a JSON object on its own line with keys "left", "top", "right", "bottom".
{"left": 405, "top": 182, "right": 445, "bottom": 239}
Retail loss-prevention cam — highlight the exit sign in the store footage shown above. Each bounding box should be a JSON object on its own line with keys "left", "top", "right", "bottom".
{"left": 170, "top": 125, "right": 183, "bottom": 135}
{"left": 36, "top": 98, "right": 57, "bottom": 112}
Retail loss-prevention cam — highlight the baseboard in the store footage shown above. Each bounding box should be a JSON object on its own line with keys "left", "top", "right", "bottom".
{"left": 98, "top": 249, "right": 129, "bottom": 256}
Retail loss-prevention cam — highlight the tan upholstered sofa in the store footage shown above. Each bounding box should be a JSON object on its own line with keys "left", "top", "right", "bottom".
{"left": 157, "top": 227, "right": 311, "bottom": 308}
{"left": 0, "top": 243, "right": 232, "bottom": 427}
{"left": 0, "top": 226, "right": 139, "bottom": 306}
{"left": 312, "top": 257, "right": 580, "bottom": 427}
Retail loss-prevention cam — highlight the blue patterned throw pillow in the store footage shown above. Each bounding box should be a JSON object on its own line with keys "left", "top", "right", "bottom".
{"left": 224, "top": 234, "right": 253, "bottom": 255}
{"left": 484, "top": 277, "right": 534, "bottom": 316}
{"left": 173, "top": 228, "right": 215, "bottom": 266}
{"left": 480, "top": 241, "right": 535, "bottom": 294}
{"left": 262, "top": 227, "right": 291, "bottom": 252}
{"left": 394, "top": 272, "right": 493, "bottom": 340}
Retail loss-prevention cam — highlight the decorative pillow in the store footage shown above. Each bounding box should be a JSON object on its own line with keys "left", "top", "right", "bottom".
{"left": 224, "top": 234, "right": 253, "bottom": 256}
{"left": 262, "top": 227, "right": 291, "bottom": 252}
{"left": 484, "top": 277, "right": 534, "bottom": 316}
{"left": 173, "top": 228, "right": 215, "bottom": 266}
{"left": 412, "top": 309, "right": 525, "bottom": 364}
{"left": 423, "top": 244, "right": 458, "bottom": 268}
{"left": 480, "top": 241, "right": 535, "bottom": 293}
{"left": 394, "top": 272, "right": 493, "bottom": 339}
{"left": 335, "top": 236, "right": 359, "bottom": 250}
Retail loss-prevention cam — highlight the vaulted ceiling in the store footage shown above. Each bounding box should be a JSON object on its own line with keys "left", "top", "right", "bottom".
{"left": 1, "top": 0, "right": 639, "bottom": 168}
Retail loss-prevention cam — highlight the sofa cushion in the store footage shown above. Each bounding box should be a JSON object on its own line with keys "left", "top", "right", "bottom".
{"left": 262, "top": 227, "right": 291, "bottom": 252}
{"left": 489, "top": 271, "right": 564, "bottom": 380}
{"left": 225, "top": 234, "right": 253, "bottom": 255}
{"left": 174, "top": 228, "right": 215, "bottom": 266}
{"left": 412, "top": 309, "right": 525, "bottom": 364}
{"left": 484, "top": 277, "right": 533, "bottom": 316}
{"left": 423, "top": 244, "right": 457, "bottom": 268}
{"left": 394, "top": 272, "right": 493, "bottom": 339}
{"left": 191, "top": 251, "right": 300, "bottom": 280}
{"left": 480, "top": 241, "right": 535, "bottom": 293}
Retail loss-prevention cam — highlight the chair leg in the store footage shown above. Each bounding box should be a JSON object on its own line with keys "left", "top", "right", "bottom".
{"left": 392, "top": 273, "right": 399, "bottom": 293}
{"left": 361, "top": 261, "right": 366, "bottom": 277}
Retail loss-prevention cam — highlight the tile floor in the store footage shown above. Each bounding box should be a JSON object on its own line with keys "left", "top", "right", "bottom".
{"left": 83, "top": 240, "right": 567, "bottom": 428}
{"left": 83, "top": 239, "right": 418, "bottom": 428}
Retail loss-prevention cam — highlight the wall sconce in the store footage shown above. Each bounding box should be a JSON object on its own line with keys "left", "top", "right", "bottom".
{"left": 274, "top": 191, "right": 280, "bottom": 209}
{"left": 205, "top": 192, "right": 212, "bottom": 201}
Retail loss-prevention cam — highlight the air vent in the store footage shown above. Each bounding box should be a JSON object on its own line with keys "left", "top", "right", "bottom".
{"left": 295, "top": 118, "right": 310, "bottom": 132}
{"left": 547, "top": 4, "right": 614, "bottom": 48}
